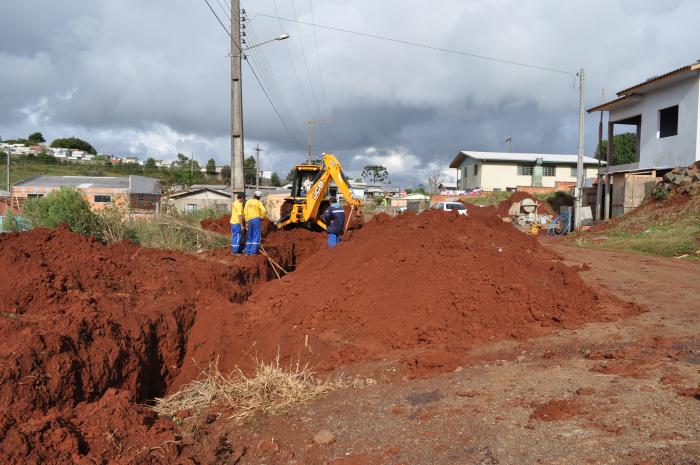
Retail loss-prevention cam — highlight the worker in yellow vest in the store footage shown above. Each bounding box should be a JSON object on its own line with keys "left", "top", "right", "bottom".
{"left": 230, "top": 192, "right": 246, "bottom": 254}
{"left": 244, "top": 191, "right": 267, "bottom": 255}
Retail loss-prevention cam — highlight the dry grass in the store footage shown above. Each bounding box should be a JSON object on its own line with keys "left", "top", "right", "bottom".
{"left": 153, "top": 356, "right": 347, "bottom": 423}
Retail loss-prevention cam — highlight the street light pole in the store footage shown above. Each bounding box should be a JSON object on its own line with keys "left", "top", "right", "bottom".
{"left": 574, "top": 68, "right": 586, "bottom": 231}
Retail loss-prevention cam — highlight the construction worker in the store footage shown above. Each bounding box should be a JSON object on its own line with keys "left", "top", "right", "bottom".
{"left": 230, "top": 192, "right": 245, "bottom": 254}
{"left": 244, "top": 190, "right": 266, "bottom": 255}
{"left": 301, "top": 176, "right": 313, "bottom": 196}
{"left": 322, "top": 198, "right": 345, "bottom": 248}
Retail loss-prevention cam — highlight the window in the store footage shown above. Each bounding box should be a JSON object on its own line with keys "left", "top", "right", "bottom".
{"left": 431, "top": 203, "right": 444, "bottom": 210}
{"left": 185, "top": 203, "right": 197, "bottom": 213}
{"left": 474, "top": 164, "right": 479, "bottom": 176}
{"left": 446, "top": 203, "right": 464, "bottom": 211}
{"left": 570, "top": 167, "right": 577, "bottom": 177}
{"left": 27, "top": 193, "right": 44, "bottom": 198}
{"left": 517, "top": 165, "right": 533, "bottom": 176}
{"left": 94, "top": 195, "right": 112, "bottom": 203}
{"left": 463, "top": 167, "right": 468, "bottom": 179}
{"left": 542, "top": 165, "right": 556, "bottom": 177}
{"left": 659, "top": 105, "right": 679, "bottom": 138}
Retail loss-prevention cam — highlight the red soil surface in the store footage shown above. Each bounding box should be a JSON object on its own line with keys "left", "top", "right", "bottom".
{"left": 185, "top": 209, "right": 638, "bottom": 381}
{"left": 0, "top": 210, "right": 638, "bottom": 463}
{"left": 496, "top": 191, "right": 555, "bottom": 217}
{"left": 0, "top": 224, "right": 307, "bottom": 464}
{"left": 530, "top": 399, "right": 581, "bottom": 421}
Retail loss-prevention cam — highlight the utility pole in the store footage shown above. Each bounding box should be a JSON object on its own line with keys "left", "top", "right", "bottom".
{"left": 6, "top": 147, "right": 10, "bottom": 193}
{"left": 306, "top": 119, "right": 326, "bottom": 163}
{"left": 190, "top": 152, "right": 194, "bottom": 178}
{"left": 255, "top": 144, "right": 262, "bottom": 190}
{"left": 595, "top": 89, "right": 605, "bottom": 222}
{"left": 505, "top": 137, "right": 512, "bottom": 153}
{"left": 574, "top": 68, "right": 586, "bottom": 231}
{"left": 231, "top": 0, "right": 244, "bottom": 203}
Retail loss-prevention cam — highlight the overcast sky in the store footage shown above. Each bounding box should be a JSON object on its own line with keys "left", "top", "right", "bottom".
{"left": 1, "top": 0, "right": 698, "bottom": 185}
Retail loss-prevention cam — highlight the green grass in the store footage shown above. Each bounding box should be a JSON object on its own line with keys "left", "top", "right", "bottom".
{"left": 576, "top": 198, "right": 700, "bottom": 258}
{"left": 461, "top": 191, "right": 511, "bottom": 206}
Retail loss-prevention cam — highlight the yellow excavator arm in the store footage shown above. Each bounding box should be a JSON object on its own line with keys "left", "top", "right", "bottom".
{"left": 278, "top": 153, "right": 363, "bottom": 230}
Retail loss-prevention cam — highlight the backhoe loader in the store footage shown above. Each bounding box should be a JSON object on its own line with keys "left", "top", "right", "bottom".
{"left": 277, "top": 153, "right": 363, "bottom": 230}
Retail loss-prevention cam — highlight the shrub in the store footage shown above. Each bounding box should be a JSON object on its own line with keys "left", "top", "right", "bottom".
{"left": 22, "top": 187, "right": 101, "bottom": 238}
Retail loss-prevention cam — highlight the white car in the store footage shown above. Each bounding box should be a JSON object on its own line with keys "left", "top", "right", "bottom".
{"left": 431, "top": 201, "right": 468, "bottom": 215}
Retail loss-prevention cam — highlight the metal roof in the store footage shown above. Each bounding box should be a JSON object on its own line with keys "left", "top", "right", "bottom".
{"left": 0, "top": 190, "right": 10, "bottom": 197}
{"left": 14, "top": 175, "right": 130, "bottom": 189}
{"left": 450, "top": 151, "right": 602, "bottom": 168}
{"left": 129, "top": 175, "right": 159, "bottom": 194}
{"left": 616, "top": 63, "right": 700, "bottom": 96}
{"left": 13, "top": 175, "right": 160, "bottom": 194}
{"left": 166, "top": 187, "right": 231, "bottom": 199}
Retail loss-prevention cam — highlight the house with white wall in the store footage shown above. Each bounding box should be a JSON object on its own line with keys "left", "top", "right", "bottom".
{"left": 588, "top": 62, "right": 700, "bottom": 217}
{"left": 449, "top": 151, "right": 601, "bottom": 192}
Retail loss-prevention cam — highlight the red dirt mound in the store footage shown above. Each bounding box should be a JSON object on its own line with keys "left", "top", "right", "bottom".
{"left": 496, "top": 192, "right": 555, "bottom": 217}
{"left": 0, "top": 224, "right": 306, "bottom": 464}
{"left": 188, "top": 209, "right": 638, "bottom": 378}
{"left": 530, "top": 399, "right": 581, "bottom": 421}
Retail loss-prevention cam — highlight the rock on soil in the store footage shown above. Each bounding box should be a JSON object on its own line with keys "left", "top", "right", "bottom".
{"left": 313, "top": 429, "right": 335, "bottom": 445}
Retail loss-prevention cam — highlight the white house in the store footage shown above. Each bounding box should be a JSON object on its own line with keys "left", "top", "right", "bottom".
{"left": 449, "top": 151, "right": 601, "bottom": 191}
{"left": 588, "top": 62, "right": 700, "bottom": 172}
{"left": 588, "top": 62, "right": 700, "bottom": 217}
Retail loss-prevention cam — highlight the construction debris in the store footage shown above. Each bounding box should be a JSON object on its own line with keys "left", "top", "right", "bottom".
{"left": 654, "top": 162, "right": 700, "bottom": 198}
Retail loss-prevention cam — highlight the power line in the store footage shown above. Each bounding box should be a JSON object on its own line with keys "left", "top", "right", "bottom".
{"left": 272, "top": 0, "right": 312, "bottom": 118}
{"left": 289, "top": 0, "right": 322, "bottom": 115}
{"left": 308, "top": 0, "right": 329, "bottom": 119}
{"left": 200, "top": 0, "right": 305, "bottom": 153}
{"left": 251, "top": 11, "right": 576, "bottom": 76}
{"left": 245, "top": 18, "right": 304, "bottom": 135}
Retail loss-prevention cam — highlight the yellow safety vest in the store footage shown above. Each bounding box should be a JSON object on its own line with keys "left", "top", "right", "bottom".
{"left": 244, "top": 198, "right": 267, "bottom": 222}
{"left": 230, "top": 200, "right": 244, "bottom": 224}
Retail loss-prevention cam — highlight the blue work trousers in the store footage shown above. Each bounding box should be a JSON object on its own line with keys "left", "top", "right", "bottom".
{"left": 327, "top": 233, "right": 341, "bottom": 248}
{"left": 245, "top": 218, "right": 262, "bottom": 255}
{"left": 231, "top": 223, "right": 243, "bottom": 254}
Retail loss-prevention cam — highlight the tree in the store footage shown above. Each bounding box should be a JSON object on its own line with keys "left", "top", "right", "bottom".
{"left": 22, "top": 187, "right": 101, "bottom": 238}
{"left": 362, "top": 165, "right": 389, "bottom": 183}
{"left": 244, "top": 156, "right": 257, "bottom": 185}
{"left": 221, "top": 165, "right": 231, "bottom": 182}
{"left": 145, "top": 157, "right": 157, "bottom": 169}
{"left": 206, "top": 158, "right": 217, "bottom": 176}
{"left": 427, "top": 168, "right": 445, "bottom": 194}
{"left": 174, "top": 153, "right": 190, "bottom": 167}
{"left": 28, "top": 132, "right": 46, "bottom": 144}
{"left": 50, "top": 137, "right": 97, "bottom": 155}
{"left": 595, "top": 132, "right": 637, "bottom": 166}
{"left": 271, "top": 172, "right": 281, "bottom": 187}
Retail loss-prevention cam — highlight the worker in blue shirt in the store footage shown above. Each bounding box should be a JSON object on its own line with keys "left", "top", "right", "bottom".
{"left": 322, "top": 198, "right": 345, "bottom": 248}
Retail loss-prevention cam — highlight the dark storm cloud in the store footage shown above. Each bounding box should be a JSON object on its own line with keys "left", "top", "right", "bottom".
{"left": 1, "top": 0, "right": 699, "bottom": 180}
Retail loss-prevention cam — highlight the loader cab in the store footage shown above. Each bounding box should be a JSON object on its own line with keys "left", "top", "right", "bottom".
{"left": 289, "top": 164, "right": 322, "bottom": 199}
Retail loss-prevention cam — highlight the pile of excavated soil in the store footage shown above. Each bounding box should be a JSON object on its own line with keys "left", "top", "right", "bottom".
{"left": 187, "top": 209, "right": 639, "bottom": 380}
{"left": 496, "top": 192, "right": 555, "bottom": 217}
{"left": 0, "top": 224, "right": 312, "bottom": 464}
{"left": 0, "top": 211, "right": 638, "bottom": 462}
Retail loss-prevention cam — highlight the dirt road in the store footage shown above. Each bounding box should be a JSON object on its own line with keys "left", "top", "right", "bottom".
{"left": 209, "top": 241, "right": 699, "bottom": 465}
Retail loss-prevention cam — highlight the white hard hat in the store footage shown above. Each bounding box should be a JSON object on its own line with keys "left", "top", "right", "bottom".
{"left": 254, "top": 190, "right": 263, "bottom": 197}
